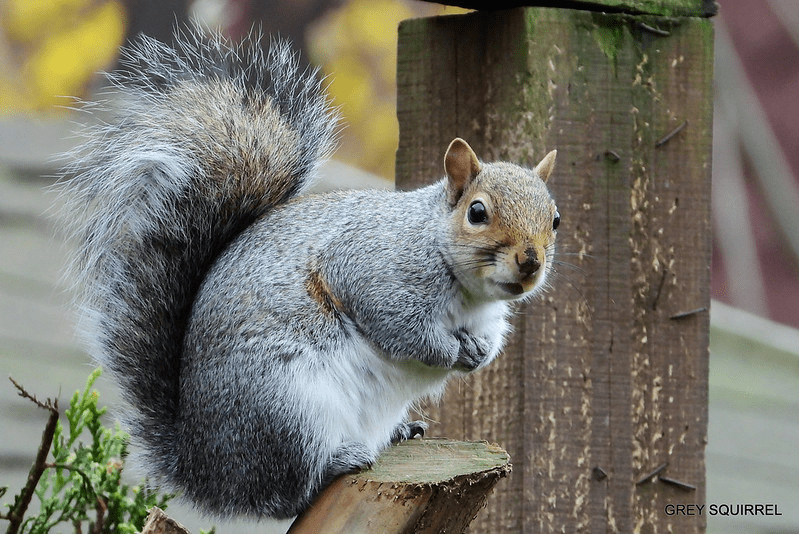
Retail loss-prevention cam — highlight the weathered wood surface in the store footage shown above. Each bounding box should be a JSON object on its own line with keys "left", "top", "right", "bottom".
{"left": 288, "top": 439, "right": 511, "bottom": 534}
{"left": 396, "top": 7, "right": 713, "bottom": 533}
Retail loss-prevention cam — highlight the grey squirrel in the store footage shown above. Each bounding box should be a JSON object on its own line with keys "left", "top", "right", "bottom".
{"left": 62, "top": 27, "right": 559, "bottom": 519}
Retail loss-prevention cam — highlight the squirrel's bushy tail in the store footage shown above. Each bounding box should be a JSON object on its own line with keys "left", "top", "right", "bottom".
{"left": 62, "top": 28, "right": 338, "bottom": 481}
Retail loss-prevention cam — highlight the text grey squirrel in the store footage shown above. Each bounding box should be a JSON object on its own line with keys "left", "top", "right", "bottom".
{"left": 61, "top": 27, "right": 560, "bottom": 519}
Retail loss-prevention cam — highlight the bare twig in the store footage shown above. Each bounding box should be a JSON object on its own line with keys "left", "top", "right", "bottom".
{"left": 5, "top": 377, "right": 60, "bottom": 534}
{"left": 9, "top": 377, "right": 58, "bottom": 412}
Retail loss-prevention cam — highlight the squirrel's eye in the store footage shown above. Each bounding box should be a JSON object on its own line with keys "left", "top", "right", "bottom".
{"left": 553, "top": 210, "right": 561, "bottom": 230}
{"left": 467, "top": 201, "right": 488, "bottom": 224}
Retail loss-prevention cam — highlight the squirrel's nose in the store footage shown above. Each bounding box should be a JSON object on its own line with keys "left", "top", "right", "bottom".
{"left": 516, "top": 248, "right": 541, "bottom": 276}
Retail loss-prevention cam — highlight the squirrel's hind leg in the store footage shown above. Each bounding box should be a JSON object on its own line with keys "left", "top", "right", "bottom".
{"left": 319, "top": 441, "right": 376, "bottom": 489}
{"left": 310, "top": 424, "right": 427, "bottom": 505}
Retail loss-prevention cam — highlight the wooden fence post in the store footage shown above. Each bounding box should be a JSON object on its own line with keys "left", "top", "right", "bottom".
{"left": 396, "top": 5, "right": 713, "bottom": 533}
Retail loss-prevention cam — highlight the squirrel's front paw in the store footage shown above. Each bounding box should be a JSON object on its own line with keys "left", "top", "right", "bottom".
{"left": 453, "top": 328, "right": 491, "bottom": 372}
{"left": 391, "top": 420, "right": 428, "bottom": 444}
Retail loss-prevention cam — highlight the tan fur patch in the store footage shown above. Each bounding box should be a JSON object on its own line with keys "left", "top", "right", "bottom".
{"left": 306, "top": 267, "right": 346, "bottom": 319}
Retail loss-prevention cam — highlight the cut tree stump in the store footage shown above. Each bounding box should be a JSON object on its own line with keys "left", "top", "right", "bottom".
{"left": 288, "top": 439, "right": 511, "bottom": 533}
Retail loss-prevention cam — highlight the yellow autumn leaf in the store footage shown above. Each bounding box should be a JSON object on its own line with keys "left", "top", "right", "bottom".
{"left": 3, "top": 0, "right": 96, "bottom": 43}
{"left": 6, "top": 0, "right": 126, "bottom": 112}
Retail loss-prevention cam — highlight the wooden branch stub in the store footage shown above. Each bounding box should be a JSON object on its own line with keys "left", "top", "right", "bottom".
{"left": 288, "top": 439, "right": 511, "bottom": 534}
{"left": 141, "top": 507, "right": 191, "bottom": 534}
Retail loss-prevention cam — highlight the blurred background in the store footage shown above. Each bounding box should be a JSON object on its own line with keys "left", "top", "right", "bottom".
{"left": 1, "top": 0, "right": 797, "bottom": 533}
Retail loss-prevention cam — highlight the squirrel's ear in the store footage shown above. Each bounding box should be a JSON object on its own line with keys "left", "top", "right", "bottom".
{"left": 444, "top": 138, "right": 482, "bottom": 205}
{"left": 535, "top": 149, "right": 557, "bottom": 183}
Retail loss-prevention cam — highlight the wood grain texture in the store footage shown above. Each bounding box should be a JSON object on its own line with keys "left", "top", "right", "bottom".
{"left": 396, "top": 8, "right": 712, "bottom": 533}
{"left": 288, "top": 439, "right": 511, "bottom": 534}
